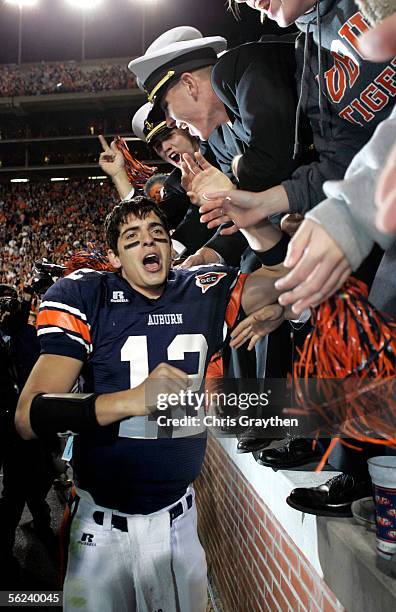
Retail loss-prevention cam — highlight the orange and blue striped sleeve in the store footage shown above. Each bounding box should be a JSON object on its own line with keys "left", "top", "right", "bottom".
{"left": 37, "top": 298, "right": 92, "bottom": 360}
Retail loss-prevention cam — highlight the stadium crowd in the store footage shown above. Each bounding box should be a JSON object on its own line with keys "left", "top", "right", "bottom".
{"left": 0, "top": 61, "right": 136, "bottom": 97}
{"left": 0, "top": 180, "right": 117, "bottom": 290}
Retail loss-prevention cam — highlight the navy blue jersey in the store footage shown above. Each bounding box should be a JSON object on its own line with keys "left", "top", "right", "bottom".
{"left": 37, "top": 265, "right": 245, "bottom": 513}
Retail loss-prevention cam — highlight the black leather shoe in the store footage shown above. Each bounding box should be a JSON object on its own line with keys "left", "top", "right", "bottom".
{"left": 286, "top": 473, "right": 372, "bottom": 517}
{"left": 236, "top": 427, "right": 272, "bottom": 454}
{"left": 253, "top": 437, "right": 321, "bottom": 469}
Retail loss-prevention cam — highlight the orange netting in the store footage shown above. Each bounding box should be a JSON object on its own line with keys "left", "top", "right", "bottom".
{"left": 64, "top": 245, "right": 117, "bottom": 274}
{"left": 293, "top": 278, "right": 396, "bottom": 466}
{"left": 114, "top": 136, "right": 157, "bottom": 189}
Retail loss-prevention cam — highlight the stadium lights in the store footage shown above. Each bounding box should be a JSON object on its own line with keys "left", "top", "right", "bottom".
{"left": 50, "top": 177, "right": 69, "bottom": 182}
{"left": 88, "top": 175, "right": 108, "bottom": 180}
{"left": 66, "top": 0, "right": 106, "bottom": 60}
{"left": 130, "top": 0, "right": 159, "bottom": 54}
{"left": 66, "top": 0, "right": 104, "bottom": 9}
{"left": 6, "top": 0, "right": 40, "bottom": 64}
{"left": 5, "top": 1, "right": 39, "bottom": 6}
{"left": 10, "top": 178, "right": 29, "bottom": 182}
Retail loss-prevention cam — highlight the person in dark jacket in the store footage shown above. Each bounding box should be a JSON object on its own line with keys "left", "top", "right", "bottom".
{"left": 0, "top": 284, "right": 56, "bottom": 589}
{"left": 128, "top": 26, "right": 312, "bottom": 275}
{"left": 129, "top": 27, "right": 303, "bottom": 196}
{"left": 181, "top": 34, "right": 313, "bottom": 271}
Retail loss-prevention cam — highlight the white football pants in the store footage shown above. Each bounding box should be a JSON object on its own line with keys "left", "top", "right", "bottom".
{"left": 63, "top": 486, "right": 207, "bottom": 612}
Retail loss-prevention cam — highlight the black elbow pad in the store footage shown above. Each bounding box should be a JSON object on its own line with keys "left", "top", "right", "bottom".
{"left": 30, "top": 393, "right": 100, "bottom": 439}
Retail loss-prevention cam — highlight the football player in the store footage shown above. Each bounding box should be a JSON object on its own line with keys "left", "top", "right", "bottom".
{"left": 15, "top": 196, "right": 286, "bottom": 611}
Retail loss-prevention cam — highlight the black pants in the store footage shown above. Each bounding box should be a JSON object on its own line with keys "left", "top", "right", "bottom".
{"left": 0, "top": 420, "right": 55, "bottom": 556}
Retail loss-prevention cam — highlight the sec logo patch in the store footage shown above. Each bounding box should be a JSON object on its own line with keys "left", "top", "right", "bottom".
{"left": 195, "top": 271, "right": 227, "bottom": 294}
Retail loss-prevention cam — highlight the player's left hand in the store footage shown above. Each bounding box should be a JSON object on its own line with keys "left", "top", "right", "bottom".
{"left": 230, "top": 303, "right": 285, "bottom": 351}
{"left": 182, "top": 151, "right": 235, "bottom": 207}
{"left": 275, "top": 219, "right": 351, "bottom": 315}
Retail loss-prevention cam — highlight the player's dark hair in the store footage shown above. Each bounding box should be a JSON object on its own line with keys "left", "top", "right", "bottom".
{"left": 104, "top": 196, "right": 170, "bottom": 255}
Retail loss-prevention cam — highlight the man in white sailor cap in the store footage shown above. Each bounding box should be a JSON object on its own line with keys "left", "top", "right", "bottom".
{"left": 99, "top": 101, "right": 216, "bottom": 255}
{"left": 128, "top": 25, "right": 305, "bottom": 271}
{"left": 129, "top": 26, "right": 302, "bottom": 195}
{"left": 132, "top": 101, "right": 198, "bottom": 169}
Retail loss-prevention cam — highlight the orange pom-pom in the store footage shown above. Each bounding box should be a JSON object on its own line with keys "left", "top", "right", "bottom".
{"left": 293, "top": 278, "right": 396, "bottom": 460}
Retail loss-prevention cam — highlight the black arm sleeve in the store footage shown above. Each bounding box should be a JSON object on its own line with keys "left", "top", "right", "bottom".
{"left": 212, "top": 41, "right": 299, "bottom": 192}
{"left": 253, "top": 233, "right": 289, "bottom": 266}
{"left": 30, "top": 392, "right": 101, "bottom": 438}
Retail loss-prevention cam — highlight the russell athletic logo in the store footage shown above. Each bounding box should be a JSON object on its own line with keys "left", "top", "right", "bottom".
{"left": 111, "top": 291, "right": 129, "bottom": 303}
{"left": 195, "top": 271, "right": 227, "bottom": 294}
{"left": 79, "top": 533, "right": 96, "bottom": 547}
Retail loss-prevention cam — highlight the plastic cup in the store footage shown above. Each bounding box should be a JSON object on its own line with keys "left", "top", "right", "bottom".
{"left": 368, "top": 456, "right": 396, "bottom": 560}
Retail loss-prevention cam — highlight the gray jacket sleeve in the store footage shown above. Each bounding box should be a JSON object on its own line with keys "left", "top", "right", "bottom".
{"left": 305, "top": 106, "right": 396, "bottom": 271}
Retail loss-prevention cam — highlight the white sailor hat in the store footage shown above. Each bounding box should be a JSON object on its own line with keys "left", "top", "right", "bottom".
{"left": 128, "top": 26, "right": 227, "bottom": 104}
{"left": 132, "top": 102, "right": 170, "bottom": 144}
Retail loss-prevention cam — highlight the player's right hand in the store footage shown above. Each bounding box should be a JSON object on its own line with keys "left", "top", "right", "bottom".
{"left": 177, "top": 247, "right": 222, "bottom": 269}
{"left": 129, "top": 363, "right": 190, "bottom": 415}
{"left": 98, "top": 134, "right": 126, "bottom": 178}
